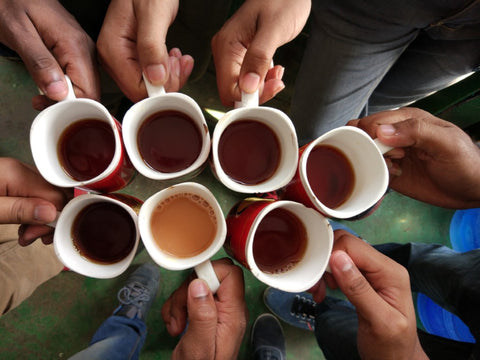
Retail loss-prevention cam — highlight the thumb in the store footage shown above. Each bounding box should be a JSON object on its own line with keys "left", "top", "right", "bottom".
{"left": 330, "top": 251, "right": 387, "bottom": 321}
{"left": 238, "top": 29, "right": 280, "bottom": 94}
{"left": 177, "top": 279, "right": 218, "bottom": 359}
{"left": 0, "top": 197, "right": 58, "bottom": 225}
{"left": 376, "top": 116, "right": 450, "bottom": 152}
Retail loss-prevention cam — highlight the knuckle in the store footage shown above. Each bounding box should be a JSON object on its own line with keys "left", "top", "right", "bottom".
{"left": 347, "top": 275, "right": 370, "bottom": 296}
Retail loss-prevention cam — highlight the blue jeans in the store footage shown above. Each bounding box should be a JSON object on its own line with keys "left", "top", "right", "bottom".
{"left": 69, "top": 315, "right": 147, "bottom": 360}
{"left": 291, "top": 0, "right": 480, "bottom": 144}
{"left": 314, "top": 243, "right": 480, "bottom": 359}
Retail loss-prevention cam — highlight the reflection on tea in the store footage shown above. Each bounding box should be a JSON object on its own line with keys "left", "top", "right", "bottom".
{"left": 150, "top": 193, "right": 217, "bottom": 257}
{"left": 218, "top": 120, "right": 280, "bottom": 185}
{"left": 137, "top": 110, "right": 202, "bottom": 173}
{"left": 306, "top": 145, "right": 355, "bottom": 209}
{"left": 72, "top": 202, "right": 136, "bottom": 264}
{"left": 58, "top": 119, "right": 115, "bottom": 181}
{"left": 253, "top": 208, "right": 307, "bottom": 274}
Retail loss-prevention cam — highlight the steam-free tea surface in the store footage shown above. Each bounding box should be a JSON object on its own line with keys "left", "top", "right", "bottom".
{"left": 218, "top": 120, "right": 280, "bottom": 185}
{"left": 253, "top": 208, "right": 307, "bottom": 274}
{"left": 306, "top": 145, "right": 355, "bottom": 209}
{"left": 58, "top": 119, "right": 115, "bottom": 181}
{"left": 150, "top": 193, "right": 217, "bottom": 257}
{"left": 138, "top": 110, "right": 202, "bottom": 173}
{"left": 72, "top": 202, "right": 136, "bottom": 264}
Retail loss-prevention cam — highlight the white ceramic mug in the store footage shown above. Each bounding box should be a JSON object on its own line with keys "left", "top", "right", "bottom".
{"left": 283, "top": 126, "right": 393, "bottom": 219}
{"left": 52, "top": 193, "right": 141, "bottom": 279}
{"left": 30, "top": 76, "right": 135, "bottom": 193}
{"left": 225, "top": 198, "right": 333, "bottom": 292}
{"left": 122, "top": 76, "right": 210, "bottom": 181}
{"left": 138, "top": 182, "right": 226, "bottom": 292}
{"left": 210, "top": 91, "right": 298, "bottom": 194}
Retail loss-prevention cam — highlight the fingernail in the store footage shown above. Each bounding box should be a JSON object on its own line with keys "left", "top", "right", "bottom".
{"left": 34, "top": 205, "right": 56, "bottom": 223}
{"left": 277, "top": 66, "right": 285, "bottom": 80}
{"left": 45, "top": 80, "right": 68, "bottom": 99}
{"left": 145, "top": 64, "right": 167, "bottom": 84}
{"left": 190, "top": 279, "right": 209, "bottom": 299}
{"left": 334, "top": 252, "right": 353, "bottom": 272}
{"left": 172, "top": 57, "right": 180, "bottom": 77}
{"left": 241, "top": 72, "right": 260, "bottom": 93}
{"left": 378, "top": 124, "right": 397, "bottom": 136}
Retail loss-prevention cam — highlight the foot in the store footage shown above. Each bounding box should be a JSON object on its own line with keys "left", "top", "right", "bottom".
{"left": 114, "top": 263, "right": 160, "bottom": 320}
{"left": 251, "top": 313, "right": 286, "bottom": 360}
{"left": 263, "top": 287, "right": 316, "bottom": 332}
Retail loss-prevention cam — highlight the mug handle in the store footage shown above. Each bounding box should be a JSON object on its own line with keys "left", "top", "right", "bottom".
{"left": 142, "top": 73, "right": 166, "bottom": 97}
{"left": 194, "top": 260, "right": 220, "bottom": 293}
{"left": 37, "top": 74, "right": 76, "bottom": 101}
{"left": 374, "top": 138, "right": 394, "bottom": 154}
{"left": 234, "top": 90, "right": 259, "bottom": 108}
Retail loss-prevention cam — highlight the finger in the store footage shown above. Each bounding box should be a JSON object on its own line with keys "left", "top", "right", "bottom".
{"left": 162, "top": 277, "right": 190, "bottom": 336}
{"left": 0, "top": 197, "right": 58, "bottom": 225}
{"left": 178, "top": 55, "right": 194, "bottom": 89}
{"left": 172, "top": 279, "right": 217, "bottom": 360}
{"left": 329, "top": 250, "right": 391, "bottom": 321}
{"left": 238, "top": 26, "right": 285, "bottom": 94}
{"left": 0, "top": 158, "right": 67, "bottom": 208}
{"left": 135, "top": 0, "right": 176, "bottom": 86}
{"left": 18, "top": 224, "right": 54, "bottom": 246}
{"left": 332, "top": 232, "right": 411, "bottom": 314}
{"left": 164, "top": 56, "right": 181, "bottom": 92}
{"left": 6, "top": 17, "right": 68, "bottom": 101}
{"left": 375, "top": 114, "right": 459, "bottom": 152}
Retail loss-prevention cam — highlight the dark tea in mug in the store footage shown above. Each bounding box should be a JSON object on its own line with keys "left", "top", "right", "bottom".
{"left": 150, "top": 192, "right": 217, "bottom": 258}
{"left": 252, "top": 208, "right": 307, "bottom": 274}
{"left": 306, "top": 144, "right": 355, "bottom": 209}
{"left": 58, "top": 119, "right": 116, "bottom": 181}
{"left": 218, "top": 120, "right": 280, "bottom": 185}
{"left": 137, "top": 110, "right": 202, "bottom": 173}
{"left": 72, "top": 202, "right": 136, "bottom": 264}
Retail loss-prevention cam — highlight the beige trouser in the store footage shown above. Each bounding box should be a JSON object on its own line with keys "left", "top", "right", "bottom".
{"left": 0, "top": 224, "right": 63, "bottom": 315}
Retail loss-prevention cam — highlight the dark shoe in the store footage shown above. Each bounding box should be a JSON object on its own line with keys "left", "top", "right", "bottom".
{"left": 251, "top": 313, "right": 286, "bottom": 360}
{"left": 114, "top": 263, "right": 160, "bottom": 320}
{"left": 264, "top": 287, "right": 316, "bottom": 332}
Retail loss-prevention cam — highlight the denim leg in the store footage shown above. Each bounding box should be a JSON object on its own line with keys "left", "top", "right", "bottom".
{"left": 290, "top": 0, "right": 480, "bottom": 144}
{"left": 69, "top": 315, "right": 147, "bottom": 360}
{"left": 375, "top": 243, "right": 480, "bottom": 342}
{"left": 314, "top": 297, "right": 361, "bottom": 360}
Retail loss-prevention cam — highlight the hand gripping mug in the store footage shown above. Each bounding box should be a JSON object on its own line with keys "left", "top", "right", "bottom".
{"left": 30, "top": 76, "right": 135, "bottom": 193}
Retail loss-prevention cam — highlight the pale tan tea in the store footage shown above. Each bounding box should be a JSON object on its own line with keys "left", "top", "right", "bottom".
{"left": 150, "top": 193, "right": 217, "bottom": 257}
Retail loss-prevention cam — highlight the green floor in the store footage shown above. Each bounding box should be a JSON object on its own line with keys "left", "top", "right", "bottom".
{"left": 0, "top": 54, "right": 477, "bottom": 359}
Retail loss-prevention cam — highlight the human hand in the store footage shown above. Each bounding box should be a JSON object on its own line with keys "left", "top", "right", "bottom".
{"left": 0, "top": 158, "right": 71, "bottom": 246}
{"left": 0, "top": 0, "right": 100, "bottom": 110}
{"left": 348, "top": 107, "right": 480, "bottom": 209}
{"left": 162, "top": 258, "right": 248, "bottom": 359}
{"left": 325, "top": 231, "right": 428, "bottom": 360}
{"left": 97, "top": 0, "right": 194, "bottom": 103}
{"left": 211, "top": 0, "right": 311, "bottom": 107}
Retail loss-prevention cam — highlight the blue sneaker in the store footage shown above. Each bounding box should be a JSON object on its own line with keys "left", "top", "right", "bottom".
{"left": 114, "top": 263, "right": 160, "bottom": 320}
{"left": 251, "top": 313, "right": 286, "bottom": 360}
{"left": 263, "top": 287, "right": 316, "bottom": 332}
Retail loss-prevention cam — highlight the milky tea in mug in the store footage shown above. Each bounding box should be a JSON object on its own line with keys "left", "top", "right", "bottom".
{"left": 149, "top": 192, "right": 218, "bottom": 258}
